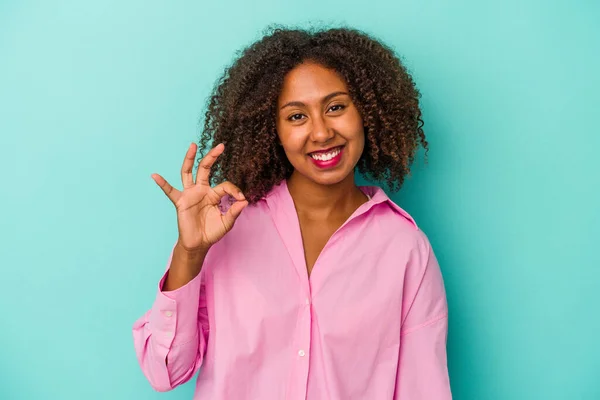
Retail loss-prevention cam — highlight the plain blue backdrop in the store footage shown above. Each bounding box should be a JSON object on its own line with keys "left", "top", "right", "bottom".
{"left": 1, "top": 0, "right": 599, "bottom": 399}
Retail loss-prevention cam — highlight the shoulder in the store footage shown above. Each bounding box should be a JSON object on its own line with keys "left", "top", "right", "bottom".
{"left": 362, "top": 186, "right": 433, "bottom": 253}
{"left": 364, "top": 186, "right": 418, "bottom": 230}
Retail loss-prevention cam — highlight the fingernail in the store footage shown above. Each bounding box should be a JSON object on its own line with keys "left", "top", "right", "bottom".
{"left": 238, "top": 191, "right": 245, "bottom": 199}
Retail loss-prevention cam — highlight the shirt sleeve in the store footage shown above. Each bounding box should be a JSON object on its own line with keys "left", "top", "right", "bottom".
{"left": 394, "top": 233, "right": 452, "bottom": 399}
{"left": 132, "top": 246, "right": 209, "bottom": 392}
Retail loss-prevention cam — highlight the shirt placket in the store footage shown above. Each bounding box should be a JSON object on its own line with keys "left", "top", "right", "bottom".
{"left": 287, "top": 291, "right": 312, "bottom": 400}
{"left": 267, "top": 186, "right": 376, "bottom": 400}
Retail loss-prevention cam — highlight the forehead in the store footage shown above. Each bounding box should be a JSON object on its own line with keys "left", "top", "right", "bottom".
{"left": 278, "top": 62, "right": 348, "bottom": 104}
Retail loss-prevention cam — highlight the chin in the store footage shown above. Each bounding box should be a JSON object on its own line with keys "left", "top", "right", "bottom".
{"left": 304, "top": 169, "right": 354, "bottom": 186}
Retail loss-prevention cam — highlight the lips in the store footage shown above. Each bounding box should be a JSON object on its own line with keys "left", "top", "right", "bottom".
{"left": 308, "top": 145, "right": 344, "bottom": 169}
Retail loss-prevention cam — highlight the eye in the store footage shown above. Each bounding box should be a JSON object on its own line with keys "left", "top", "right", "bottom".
{"left": 288, "top": 113, "right": 305, "bottom": 122}
{"left": 328, "top": 104, "right": 346, "bottom": 113}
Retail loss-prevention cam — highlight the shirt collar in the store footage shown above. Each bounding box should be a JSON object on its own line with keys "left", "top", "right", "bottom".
{"left": 264, "top": 180, "right": 418, "bottom": 230}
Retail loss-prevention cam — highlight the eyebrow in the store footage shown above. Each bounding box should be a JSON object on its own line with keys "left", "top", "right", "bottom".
{"left": 279, "top": 91, "right": 349, "bottom": 110}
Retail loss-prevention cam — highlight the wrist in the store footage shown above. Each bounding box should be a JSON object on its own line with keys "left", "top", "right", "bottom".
{"left": 163, "top": 242, "right": 209, "bottom": 291}
{"left": 175, "top": 239, "right": 210, "bottom": 260}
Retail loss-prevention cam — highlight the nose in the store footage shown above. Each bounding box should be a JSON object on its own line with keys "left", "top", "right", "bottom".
{"left": 309, "top": 114, "right": 334, "bottom": 144}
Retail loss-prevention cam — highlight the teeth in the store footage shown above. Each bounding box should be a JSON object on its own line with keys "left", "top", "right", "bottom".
{"left": 310, "top": 147, "right": 341, "bottom": 161}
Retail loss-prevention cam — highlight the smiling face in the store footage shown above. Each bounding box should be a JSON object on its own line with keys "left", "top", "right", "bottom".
{"left": 276, "top": 62, "right": 365, "bottom": 187}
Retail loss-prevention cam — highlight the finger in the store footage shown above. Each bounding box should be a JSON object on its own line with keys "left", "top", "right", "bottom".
{"left": 196, "top": 143, "right": 225, "bottom": 186}
{"left": 211, "top": 181, "right": 246, "bottom": 202}
{"left": 181, "top": 143, "right": 197, "bottom": 189}
{"left": 151, "top": 173, "right": 181, "bottom": 204}
{"left": 221, "top": 199, "right": 249, "bottom": 231}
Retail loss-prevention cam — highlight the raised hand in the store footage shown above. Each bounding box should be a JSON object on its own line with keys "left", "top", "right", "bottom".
{"left": 152, "top": 142, "right": 248, "bottom": 254}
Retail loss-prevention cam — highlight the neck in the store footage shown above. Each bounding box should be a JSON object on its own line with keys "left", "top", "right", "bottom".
{"left": 287, "top": 170, "right": 367, "bottom": 220}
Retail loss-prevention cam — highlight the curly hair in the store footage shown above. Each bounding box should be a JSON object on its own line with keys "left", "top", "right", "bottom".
{"left": 198, "top": 25, "right": 427, "bottom": 204}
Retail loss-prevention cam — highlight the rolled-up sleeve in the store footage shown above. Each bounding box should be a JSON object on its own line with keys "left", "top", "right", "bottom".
{"left": 395, "top": 234, "right": 452, "bottom": 399}
{"left": 132, "top": 248, "right": 209, "bottom": 392}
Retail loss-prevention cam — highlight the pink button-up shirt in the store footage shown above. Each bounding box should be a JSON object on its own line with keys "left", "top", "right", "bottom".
{"left": 132, "top": 180, "right": 451, "bottom": 399}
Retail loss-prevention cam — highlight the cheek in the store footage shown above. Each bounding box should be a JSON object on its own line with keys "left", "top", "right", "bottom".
{"left": 336, "top": 115, "right": 365, "bottom": 148}
{"left": 277, "top": 127, "right": 306, "bottom": 154}
{"left": 352, "top": 114, "right": 365, "bottom": 151}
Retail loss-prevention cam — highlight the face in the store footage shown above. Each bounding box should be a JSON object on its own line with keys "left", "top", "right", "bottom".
{"left": 276, "top": 62, "right": 365, "bottom": 186}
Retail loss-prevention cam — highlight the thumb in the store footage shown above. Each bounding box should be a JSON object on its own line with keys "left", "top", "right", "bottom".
{"left": 221, "top": 200, "right": 249, "bottom": 231}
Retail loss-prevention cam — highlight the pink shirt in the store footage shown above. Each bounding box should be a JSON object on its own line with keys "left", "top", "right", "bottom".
{"left": 132, "top": 180, "right": 451, "bottom": 399}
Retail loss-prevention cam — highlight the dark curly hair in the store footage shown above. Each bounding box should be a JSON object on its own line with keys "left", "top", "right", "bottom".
{"left": 198, "top": 25, "right": 427, "bottom": 204}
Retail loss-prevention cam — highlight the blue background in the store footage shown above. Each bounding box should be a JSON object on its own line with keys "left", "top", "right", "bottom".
{"left": 1, "top": 0, "right": 599, "bottom": 399}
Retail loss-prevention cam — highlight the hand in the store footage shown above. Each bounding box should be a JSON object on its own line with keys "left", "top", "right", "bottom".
{"left": 151, "top": 142, "right": 248, "bottom": 253}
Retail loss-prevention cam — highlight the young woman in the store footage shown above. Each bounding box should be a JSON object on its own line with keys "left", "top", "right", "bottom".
{"left": 133, "top": 26, "right": 451, "bottom": 399}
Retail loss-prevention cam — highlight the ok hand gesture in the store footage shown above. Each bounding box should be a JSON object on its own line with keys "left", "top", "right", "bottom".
{"left": 152, "top": 143, "right": 248, "bottom": 253}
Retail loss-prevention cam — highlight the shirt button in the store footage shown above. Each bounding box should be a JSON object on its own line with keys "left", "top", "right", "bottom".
{"left": 298, "top": 350, "right": 306, "bottom": 357}
{"left": 165, "top": 331, "right": 174, "bottom": 338}
{"left": 165, "top": 311, "right": 173, "bottom": 317}
{"left": 305, "top": 298, "right": 310, "bottom": 305}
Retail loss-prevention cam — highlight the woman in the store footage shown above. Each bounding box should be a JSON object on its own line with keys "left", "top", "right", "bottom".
{"left": 133, "top": 26, "right": 451, "bottom": 399}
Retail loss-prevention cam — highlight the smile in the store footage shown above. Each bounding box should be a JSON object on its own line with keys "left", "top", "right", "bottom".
{"left": 308, "top": 146, "right": 344, "bottom": 169}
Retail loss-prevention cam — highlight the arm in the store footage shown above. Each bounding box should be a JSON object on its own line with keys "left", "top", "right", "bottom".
{"left": 394, "top": 235, "right": 452, "bottom": 399}
{"left": 132, "top": 142, "right": 246, "bottom": 391}
{"left": 132, "top": 243, "right": 210, "bottom": 392}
